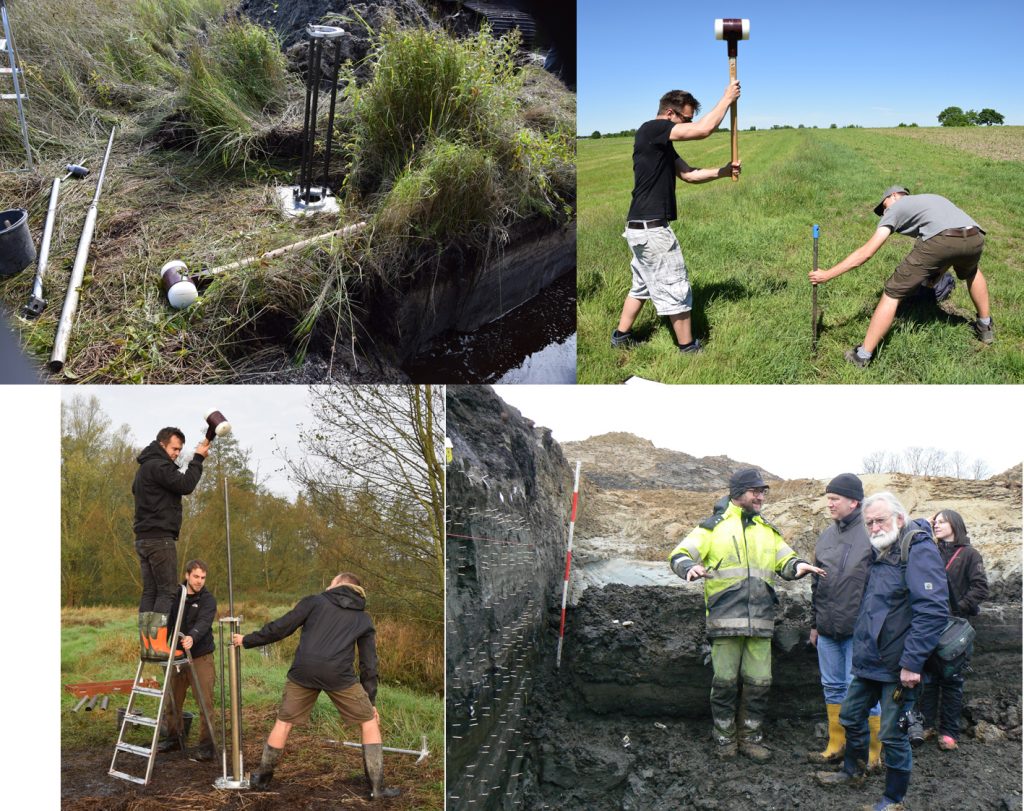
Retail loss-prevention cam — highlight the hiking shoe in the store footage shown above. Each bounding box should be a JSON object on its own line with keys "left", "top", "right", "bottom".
{"left": 938, "top": 734, "right": 958, "bottom": 751}
{"left": 739, "top": 739, "right": 771, "bottom": 762}
{"left": 816, "top": 768, "right": 866, "bottom": 788}
{"left": 973, "top": 319, "right": 995, "bottom": 344}
{"left": 678, "top": 338, "right": 703, "bottom": 354}
{"left": 611, "top": 329, "right": 635, "bottom": 348}
{"left": 715, "top": 740, "right": 738, "bottom": 760}
{"left": 370, "top": 787, "right": 402, "bottom": 799}
{"left": 921, "top": 727, "right": 936, "bottom": 742}
{"left": 861, "top": 802, "right": 906, "bottom": 811}
{"left": 844, "top": 346, "right": 871, "bottom": 368}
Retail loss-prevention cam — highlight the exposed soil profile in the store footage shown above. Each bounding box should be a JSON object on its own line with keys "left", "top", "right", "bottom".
{"left": 445, "top": 390, "right": 1023, "bottom": 811}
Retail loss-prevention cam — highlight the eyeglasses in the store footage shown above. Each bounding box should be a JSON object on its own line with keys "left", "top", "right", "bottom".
{"left": 747, "top": 488, "right": 769, "bottom": 496}
{"left": 673, "top": 109, "right": 693, "bottom": 122}
{"left": 865, "top": 515, "right": 893, "bottom": 528}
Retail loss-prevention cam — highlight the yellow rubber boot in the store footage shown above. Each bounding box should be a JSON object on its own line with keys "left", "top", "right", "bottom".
{"left": 868, "top": 715, "right": 883, "bottom": 770}
{"left": 808, "top": 704, "right": 846, "bottom": 763}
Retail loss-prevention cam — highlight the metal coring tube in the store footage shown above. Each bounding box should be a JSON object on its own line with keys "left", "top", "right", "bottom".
{"left": 49, "top": 127, "right": 116, "bottom": 373}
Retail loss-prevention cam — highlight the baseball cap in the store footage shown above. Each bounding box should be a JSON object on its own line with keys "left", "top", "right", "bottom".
{"left": 874, "top": 186, "right": 910, "bottom": 216}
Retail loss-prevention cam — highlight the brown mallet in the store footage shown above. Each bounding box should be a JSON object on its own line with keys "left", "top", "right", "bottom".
{"left": 714, "top": 17, "right": 750, "bottom": 182}
{"left": 205, "top": 410, "right": 232, "bottom": 442}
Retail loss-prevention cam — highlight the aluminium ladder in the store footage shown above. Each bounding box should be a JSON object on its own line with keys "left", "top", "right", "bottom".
{"left": 109, "top": 585, "right": 219, "bottom": 785}
{"left": 0, "top": 0, "right": 32, "bottom": 170}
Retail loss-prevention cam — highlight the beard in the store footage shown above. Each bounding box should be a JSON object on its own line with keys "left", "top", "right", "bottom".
{"left": 870, "top": 524, "right": 899, "bottom": 552}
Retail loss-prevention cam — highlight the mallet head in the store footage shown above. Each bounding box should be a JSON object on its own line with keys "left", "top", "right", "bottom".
{"left": 205, "top": 409, "right": 232, "bottom": 442}
{"left": 714, "top": 18, "right": 750, "bottom": 41}
{"left": 160, "top": 260, "right": 198, "bottom": 309}
{"left": 64, "top": 164, "right": 90, "bottom": 180}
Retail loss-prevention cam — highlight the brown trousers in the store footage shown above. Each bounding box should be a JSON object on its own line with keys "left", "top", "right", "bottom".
{"left": 166, "top": 652, "right": 215, "bottom": 744}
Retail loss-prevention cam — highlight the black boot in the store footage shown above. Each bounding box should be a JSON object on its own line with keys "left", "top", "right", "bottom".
{"left": 363, "top": 743, "right": 401, "bottom": 800}
{"left": 191, "top": 741, "right": 216, "bottom": 762}
{"left": 250, "top": 743, "right": 282, "bottom": 789}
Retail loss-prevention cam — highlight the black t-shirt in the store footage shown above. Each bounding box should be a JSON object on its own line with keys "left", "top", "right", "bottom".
{"left": 627, "top": 119, "right": 680, "bottom": 221}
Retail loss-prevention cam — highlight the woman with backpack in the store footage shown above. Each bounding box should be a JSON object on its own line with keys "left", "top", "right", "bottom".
{"left": 917, "top": 509, "right": 989, "bottom": 751}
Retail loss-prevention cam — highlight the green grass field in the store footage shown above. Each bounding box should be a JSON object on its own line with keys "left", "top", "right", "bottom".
{"left": 61, "top": 605, "right": 442, "bottom": 757}
{"left": 578, "top": 126, "right": 1024, "bottom": 383}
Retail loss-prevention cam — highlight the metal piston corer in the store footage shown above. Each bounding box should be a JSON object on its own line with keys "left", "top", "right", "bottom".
{"left": 216, "top": 616, "right": 248, "bottom": 789}
{"left": 279, "top": 24, "right": 346, "bottom": 217}
{"left": 215, "top": 467, "right": 249, "bottom": 789}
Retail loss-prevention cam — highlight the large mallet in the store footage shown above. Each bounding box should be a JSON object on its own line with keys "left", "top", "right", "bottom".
{"left": 205, "top": 409, "right": 232, "bottom": 442}
{"left": 714, "top": 17, "right": 749, "bottom": 182}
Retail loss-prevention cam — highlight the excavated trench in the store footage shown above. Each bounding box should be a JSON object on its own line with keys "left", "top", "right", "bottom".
{"left": 445, "top": 389, "right": 1022, "bottom": 811}
{"left": 512, "top": 581, "right": 1022, "bottom": 811}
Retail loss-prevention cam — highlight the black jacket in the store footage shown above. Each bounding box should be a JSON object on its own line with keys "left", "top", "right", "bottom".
{"left": 939, "top": 538, "right": 988, "bottom": 617}
{"left": 811, "top": 507, "right": 873, "bottom": 639}
{"left": 169, "top": 583, "right": 217, "bottom": 659}
{"left": 242, "top": 585, "right": 379, "bottom": 701}
{"left": 132, "top": 440, "right": 204, "bottom": 540}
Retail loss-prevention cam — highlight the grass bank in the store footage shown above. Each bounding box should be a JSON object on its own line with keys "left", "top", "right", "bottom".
{"left": 0, "top": 0, "right": 575, "bottom": 382}
{"left": 577, "top": 126, "right": 1024, "bottom": 383}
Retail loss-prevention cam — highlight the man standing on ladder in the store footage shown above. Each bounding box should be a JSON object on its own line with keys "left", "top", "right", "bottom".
{"left": 158, "top": 559, "right": 218, "bottom": 762}
{"left": 231, "top": 572, "right": 401, "bottom": 799}
{"left": 134, "top": 427, "right": 209, "bottom": 659}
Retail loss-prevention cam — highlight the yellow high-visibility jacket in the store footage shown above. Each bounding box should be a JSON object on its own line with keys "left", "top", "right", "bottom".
{"left": 669, "top": 501, "right": 803, "bottom": 638}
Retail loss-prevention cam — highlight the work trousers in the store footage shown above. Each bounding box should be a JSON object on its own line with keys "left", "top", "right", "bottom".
{"left": 918, "top": 672, "right": 965, "bottom": 740}
{"left": 710, "top": 636, "right": 772, "bottom": 744}
{"left": 166, "top": 652, "right": 215, "bottom": 745}
{"left": 136, "top": 538, "right": 179, "bottom": 615}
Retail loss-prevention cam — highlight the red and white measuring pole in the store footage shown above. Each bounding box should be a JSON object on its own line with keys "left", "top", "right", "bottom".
{"left": 555, "top": 461, "right": 581, "bottom": 669}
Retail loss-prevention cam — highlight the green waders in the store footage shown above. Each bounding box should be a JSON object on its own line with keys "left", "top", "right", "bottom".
{"left": 710, "top": 637, "right": 773, "bottom": 746}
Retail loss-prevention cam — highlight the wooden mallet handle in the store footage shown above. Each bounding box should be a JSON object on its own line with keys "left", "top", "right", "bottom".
{"left": 715, "top": 18, "right": 749, "bottom": 182}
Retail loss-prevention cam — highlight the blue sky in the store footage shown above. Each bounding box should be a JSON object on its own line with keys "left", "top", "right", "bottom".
{"left": 579, "top": 0, "right": 1024, "bottom": 133}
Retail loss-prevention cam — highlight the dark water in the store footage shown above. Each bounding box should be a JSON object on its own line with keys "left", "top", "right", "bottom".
{"left": 403, "top": 271, "right": 576, "bottom": 383}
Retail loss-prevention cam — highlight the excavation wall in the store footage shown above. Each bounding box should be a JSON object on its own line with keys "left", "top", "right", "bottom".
{"left": 445, "top": 386, "right": 572, "bottom": 810}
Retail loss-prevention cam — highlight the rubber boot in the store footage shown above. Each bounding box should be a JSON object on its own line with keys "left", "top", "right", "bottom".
{"left": 363, "top": 743, "right": 401, "bottom": 799}
{"left": 148, "top": 613, "right": 183, "bottom": 659}
{"left": 138, "top": 613, "right": 151, "bottom": 659}
{"left": 250, "top": 743, "right": 282, "bottom": 789}
{"left": 868, "top": 715, "right": 883, "bottom": 770}
{"left": 738, "top": 681, "right": 771, "bottom": 762}
{"left": 808, "top": 704, "right": 846, "bottom": 763}
{"left": 816, "top": 746, "right": 867, "bottom": 788}
{"left": 710, "top": 677, "right": 739, "bottom": 750}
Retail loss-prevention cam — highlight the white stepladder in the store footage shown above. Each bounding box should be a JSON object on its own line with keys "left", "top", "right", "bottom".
{"left": 109, "top": 585, "right": 219, "bottom": 785}
{"left": 0, "top": 0, "right": 32, "bottom": 171}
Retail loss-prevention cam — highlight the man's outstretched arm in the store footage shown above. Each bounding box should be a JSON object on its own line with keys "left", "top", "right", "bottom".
{"left": 810, "top": 227, "right": 891, "bottom": 284}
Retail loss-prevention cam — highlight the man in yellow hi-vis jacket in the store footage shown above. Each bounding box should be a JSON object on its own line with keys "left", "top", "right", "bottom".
{"left": 670, "top": 468, "right": 825, "bottom": 762}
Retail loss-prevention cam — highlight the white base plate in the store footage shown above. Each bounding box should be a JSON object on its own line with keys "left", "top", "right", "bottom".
{"left": 214, "top": 776, "right": 250, "bottom": 790}
{"left": 276, "top": 185, "right": 340, "bottom": 218}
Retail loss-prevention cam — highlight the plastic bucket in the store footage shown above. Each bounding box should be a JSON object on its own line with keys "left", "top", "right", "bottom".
{"left": 0, "top": 208, "right": 35, "bottom": 276}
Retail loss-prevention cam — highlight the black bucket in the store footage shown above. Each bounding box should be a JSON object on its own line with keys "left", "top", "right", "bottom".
{"left": 116, "top": 707, "right": 194, "bottom": 738}
{"left": 0, "top": 208, "right": 35, "bottom": 277}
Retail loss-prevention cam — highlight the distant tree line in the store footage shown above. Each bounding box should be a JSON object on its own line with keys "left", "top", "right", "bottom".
{"left": 938, "top": 106, "right": 1005, "bottom": 126}
{"left": 862, "top": 446, "right": 990, "bottom": 479}
{"left": 61, "top": 389, "right": 443, "bottom": 623}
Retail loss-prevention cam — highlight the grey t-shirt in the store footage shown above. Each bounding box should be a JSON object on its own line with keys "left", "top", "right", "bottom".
{"left": 878, "top": 193, "right": 983, "bottom": 240}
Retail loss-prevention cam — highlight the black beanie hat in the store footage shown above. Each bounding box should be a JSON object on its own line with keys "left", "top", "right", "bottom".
{"left": 729, "top": 468, "right": 768, "bottom": 500}
{"left": 825, "top": 473, "right": 864, "bottom": 502}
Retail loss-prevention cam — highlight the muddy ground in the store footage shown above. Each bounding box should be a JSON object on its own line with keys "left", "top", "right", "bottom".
{"left": 62, "top": 726, "right": 441, "bottom": 810}
{"left": 514, "top": 585, "right": 1022, "bottom": 811}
